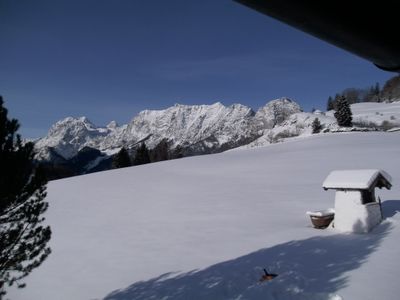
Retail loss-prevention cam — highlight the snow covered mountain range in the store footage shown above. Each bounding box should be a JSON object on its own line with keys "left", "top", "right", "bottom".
{"left": 34, "top": 98, "right": 400, "bottom": 177}
{"left": 34, "top": 98, "right": 301, "bottom": 174}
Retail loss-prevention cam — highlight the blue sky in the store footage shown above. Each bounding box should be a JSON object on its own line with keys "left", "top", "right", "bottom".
{"left": 0, "top": 0, "right": 393, "bottom": 138}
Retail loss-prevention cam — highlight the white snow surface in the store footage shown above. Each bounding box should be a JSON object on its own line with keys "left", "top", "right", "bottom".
{"left": 323, "top": 169, "right": 392, "bottom": 190}
{"left": 10, "top": 132, "right": 400, "bottom": 300}
{"left": 306, "top": 208, "right": 335, "bottom": 217}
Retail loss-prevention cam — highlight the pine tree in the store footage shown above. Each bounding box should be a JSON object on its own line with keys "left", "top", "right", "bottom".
{"left": 133, "top": 143, "right": 150, "bottom": 166}
{"left": 374, "top": 82, "right": 381, "bottom": 102}
{"left": 364, "top": 86, "right": 375, "bottom": 102}
{"left": 112, "top": 147, "right": 131, "bottom": 169}
{"left": 374, "top": 82, "right": 380, "bottom": 95}
{"left": 326, "top": 96, "right": 334, "bottom": 111}
{"left": 150, "top": 139, "right": 169, "bottom": 162}
{"left": 334, "top": 93, "right": 342, "bottom": 103}
{"left": 0, "top": 96, "right": 51, "bottom": 296}
{"left": 312, "top": 118, "right": 323, "bottom": 134}
{"left": 334, "top": 95, "right": 353, "bottom": 127}
{"left": 171, "top": 145, "right": 184, "bottom": 159}
{"left": 342, "top": 88, "right": 360, "bottom": 104}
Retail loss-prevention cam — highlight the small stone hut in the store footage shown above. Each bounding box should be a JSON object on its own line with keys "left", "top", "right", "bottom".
{"left": 323, "top": 169, "right": 392, "bottom": 233}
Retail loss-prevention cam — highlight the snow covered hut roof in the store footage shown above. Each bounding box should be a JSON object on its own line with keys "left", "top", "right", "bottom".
{"left": 323, "top": 169, "right": 392, "bottom": 190}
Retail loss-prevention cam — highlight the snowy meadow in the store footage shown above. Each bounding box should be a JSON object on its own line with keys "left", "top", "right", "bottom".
{"left": 9, "top": 132, "right": 400, "bottom": 300}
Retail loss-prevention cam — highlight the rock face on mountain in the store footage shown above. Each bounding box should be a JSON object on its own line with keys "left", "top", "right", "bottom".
{"left": 34, "top": 98, "right": 302, "bottom": 177}
{"left": 35, "top": 117, "right": 113, "bottom": 160}
{"left": 119, "top": 102, "right": 257, "bottom": 154}
{"left": 254, "top": 97, "right": 302, "bottom": 129}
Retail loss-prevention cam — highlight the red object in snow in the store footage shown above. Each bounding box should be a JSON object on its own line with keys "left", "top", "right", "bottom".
{"left": 259, "top": 269, "right": 278, "bottom": 282}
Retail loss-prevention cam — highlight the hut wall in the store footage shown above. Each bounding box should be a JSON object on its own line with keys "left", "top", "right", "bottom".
{"left": 365, "top": 202, "right": 382, "bottom": 231}
{"left": 334, "top": 190, "right": 381, "bottom": 233}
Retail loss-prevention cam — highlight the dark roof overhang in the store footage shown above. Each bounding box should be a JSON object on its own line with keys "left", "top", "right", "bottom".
{"left": 235, "top": 0, "right": 400, "bottom": 72}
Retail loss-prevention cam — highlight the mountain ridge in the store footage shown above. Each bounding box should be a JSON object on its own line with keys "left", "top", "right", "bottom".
{"left": 34, "top": 98, "right": 400, "bottom": 179}
{"left": 35, "top": 97, "right": 300, "bottom": 161}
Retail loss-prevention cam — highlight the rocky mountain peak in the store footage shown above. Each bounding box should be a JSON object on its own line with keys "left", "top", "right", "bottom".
{"left": 106, "top": 120, "right": 119, "bottom": 130}
{"left": 36, "top": 116, "right": 109, "bottom": 160}
{"left": 255, "top": 97, "right": 302, "bottom": 129}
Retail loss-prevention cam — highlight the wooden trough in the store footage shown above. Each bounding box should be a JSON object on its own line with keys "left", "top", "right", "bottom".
{"left": 306, "top": 209, "right": 335, "bottom": 229}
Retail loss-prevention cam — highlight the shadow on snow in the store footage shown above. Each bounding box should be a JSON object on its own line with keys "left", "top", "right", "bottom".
{"left": 103, "top": 205, "right": 397, "bottom": 300}
{"left": 381, "top": 199, "right": 400, "bottom": 218}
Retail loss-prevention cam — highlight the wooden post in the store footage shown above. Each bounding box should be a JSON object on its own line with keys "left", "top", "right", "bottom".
{"left": 378, "top": 196, "right": 383, "bottom": 220}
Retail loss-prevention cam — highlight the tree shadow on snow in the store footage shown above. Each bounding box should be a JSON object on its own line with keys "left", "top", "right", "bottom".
{"left": 103, "top": 222, "right": 392, "bottom": 300}
{"left": 382, "top": 200, "right": 400, "bottom": 218}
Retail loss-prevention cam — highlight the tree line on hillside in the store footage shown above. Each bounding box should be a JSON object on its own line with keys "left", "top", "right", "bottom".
{"left": 327, "top": 83, "right": 380, "bottom": 111}
{"left": 112, "top": 140, "right": 184, "bottom": 169}
{"left": 326, "top": 75, "right": 400, "bottom": 111}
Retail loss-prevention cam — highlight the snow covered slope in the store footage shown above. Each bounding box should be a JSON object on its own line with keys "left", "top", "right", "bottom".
{"left": 9, "top": 132, "right": 400, "bottom": 300}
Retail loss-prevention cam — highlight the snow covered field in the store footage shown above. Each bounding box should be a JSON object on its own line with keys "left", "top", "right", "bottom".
{"left": 8, "top": 132, "right": 400, "bottom": 300}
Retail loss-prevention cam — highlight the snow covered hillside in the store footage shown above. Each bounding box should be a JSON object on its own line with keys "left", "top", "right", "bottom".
{"left": 9, "top": 132, "right": 400, "bottom": 300}
{"left": 328, "top": 101, "right": 400, "bottom": 127}
{"left": 245, "top": 101, "right": 400, "bottom": 148}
